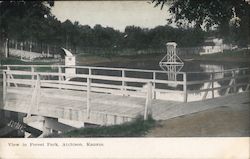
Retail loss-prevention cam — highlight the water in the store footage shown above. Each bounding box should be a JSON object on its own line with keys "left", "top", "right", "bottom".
{"left": 1, "top": 57, "right": 249, "bottom": 137}
{"left": 93, "top": 58, "right": 249, "bottom": 72}
{"left": 89, "top": 58, "right": 250, "bottom": 101}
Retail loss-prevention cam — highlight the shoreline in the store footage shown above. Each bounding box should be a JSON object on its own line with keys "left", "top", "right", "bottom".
{"left": 76, "top": 53, "right": 250, "bottom": 66}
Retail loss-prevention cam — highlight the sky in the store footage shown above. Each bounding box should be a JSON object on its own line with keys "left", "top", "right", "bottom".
{"left": 51, "top": 1, "right": 171, "bottom": 31}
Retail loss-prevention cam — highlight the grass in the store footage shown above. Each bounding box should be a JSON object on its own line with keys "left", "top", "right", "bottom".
{"left": 191, "top": 49, "right": 250, "bottom": 64}
{"left": 0, "top": 57, "right": 60, "bottom": 71}
{"left": 197, "top": 49, "right": 250, "bottom": 59}
{"left": 0, "top": 57, "right": 56, "bottom": 66}
{"left": 0, "top": 57, "right": 60, "bottom": 79}
{"left": 48, "top": 115, "right": 156, "bottom": 138}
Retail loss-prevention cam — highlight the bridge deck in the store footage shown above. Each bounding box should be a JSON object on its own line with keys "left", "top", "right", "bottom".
{"left": 3, "top": 87, "right": 146, "bottom": 125}
{"left": 2, "top": 86, "right": 249, "bottom": 125}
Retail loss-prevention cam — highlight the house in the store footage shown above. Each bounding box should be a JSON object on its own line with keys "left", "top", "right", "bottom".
{"left": 200, "top": 37, "right": 223, "bottom": 55}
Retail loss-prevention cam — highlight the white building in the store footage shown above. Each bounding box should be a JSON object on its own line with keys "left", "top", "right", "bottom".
{"left": 200, "top": 37, "right": 223, "bottom": 55}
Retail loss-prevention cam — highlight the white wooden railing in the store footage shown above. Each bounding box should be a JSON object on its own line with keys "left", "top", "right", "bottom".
{"left": 2, "top": 65, "right": 250, "bottom": 105}
{"left": 0, "top": 66, "right": 3, "bottom": 83}
{"left": 2, "top": 65, "right": 187, "bottom": 120}
{"left": 2, "top": 64, "right": 186, "bottom": 96}
{"left": 186, "top": 67, "right": 250, "bottom": 100}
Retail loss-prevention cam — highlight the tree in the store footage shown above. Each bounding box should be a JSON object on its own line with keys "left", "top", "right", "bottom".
{"left": 153, "top": 0, "right": 250, "bottom": 45}
{"left": 153, "top": 0, "right": 249, "bottom": 28}
{"left": 0, "top": 1, "right": 54, "bottom": 41}
{"left": 124, "top": 26, "right": 149, "bottom": 50}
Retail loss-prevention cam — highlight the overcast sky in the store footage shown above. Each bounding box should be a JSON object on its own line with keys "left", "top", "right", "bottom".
{"left": 51, "top": 1, "right": 171, "bottom": 31}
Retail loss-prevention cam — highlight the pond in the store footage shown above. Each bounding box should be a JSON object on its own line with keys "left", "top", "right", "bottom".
{"left": 88, "top": 58, "right": 250, "bottom": 101}
{"left": 0, "top": 57, "right": 249, "bottom": 137}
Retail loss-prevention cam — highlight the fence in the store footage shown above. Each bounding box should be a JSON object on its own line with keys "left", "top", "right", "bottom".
{"left": 0, "top": 65, "right": 3, "bottom": 83}
{"left": 1, "top": 65, "right": 185, "bottom": 120}
{"left": 2, "top": 65, "right": 250, "bottom": 104}
{"left": 7, "top": 40, "right": 60, "bottom": 56}
{"left": 186, "top": 67, "right": 250, "bottom": 101}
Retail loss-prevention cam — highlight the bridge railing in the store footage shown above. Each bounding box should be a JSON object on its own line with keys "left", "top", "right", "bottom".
{"left": 0, "top": 65, "right": 4, "bottom": 83}
{"left": 3, "top": 65, "right": 249, "bottom": 103}
{"left": 3, "top": 65, "right": 187, "bottom": 100}
{"left": 186, "top": 67, "right": 250, "bottom": 101}
{"left": 2, "top": 65, "right": 187, "bottom": 120}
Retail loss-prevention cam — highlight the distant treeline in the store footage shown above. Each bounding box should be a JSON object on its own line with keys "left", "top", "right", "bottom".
{"left": 0, "top": 1, "right": 209, "bottom": 56}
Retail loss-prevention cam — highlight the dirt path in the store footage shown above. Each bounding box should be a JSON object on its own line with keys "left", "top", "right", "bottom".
{"left": 146, "top": 103, "right": 250, "bottom": 137}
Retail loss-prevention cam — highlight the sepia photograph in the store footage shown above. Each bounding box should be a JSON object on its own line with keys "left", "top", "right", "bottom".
{"left": 0, "top": 0, "right": 249, "bottom": 158}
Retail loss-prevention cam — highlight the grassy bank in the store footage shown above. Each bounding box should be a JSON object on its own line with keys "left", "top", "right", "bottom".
{"left": 0, "top": 57, "right": 61, "bottom": 76}
{"left": 76, "top": 49, "right": 250, "bottom": 66}
{"left": 48, "top": 116, "right": 156, "bottom": 137}
{"left": 194, "top": 49, "right": 250, "bottom": 63}
{"left": 0, "top": 57, "right": 57, "bottom": 66}
{"left": 76, "top": 53, "right": 164, "bottom": 65}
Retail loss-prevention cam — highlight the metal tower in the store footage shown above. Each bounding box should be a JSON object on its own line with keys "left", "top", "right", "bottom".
{"left": 159, "top": 42, "right": 184, "bottom": 81}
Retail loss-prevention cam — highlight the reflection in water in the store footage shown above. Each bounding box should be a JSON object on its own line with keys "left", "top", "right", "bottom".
{"left": 93, "top": 59, "right": 249, "bottom": 101}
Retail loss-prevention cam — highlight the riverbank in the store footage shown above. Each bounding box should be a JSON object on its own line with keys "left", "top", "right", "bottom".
{"left": 76, "top": 53, "right": 164, "bottom": 66}
{"left": 0, "top": 57, "right": 59, "bottom": 66}
{"left": 193, "top": 49, "right": 250, "bottom": 63}
{"left": 2, "top": 49, "right": 249, "bottom": 67}
{"left": 76, "top": 49, "right": 250, "bottom": 66}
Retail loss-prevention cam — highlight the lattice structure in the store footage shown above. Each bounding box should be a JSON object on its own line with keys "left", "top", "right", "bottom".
{"left": 159, "top": 42, "right": 184, "bottom": 81}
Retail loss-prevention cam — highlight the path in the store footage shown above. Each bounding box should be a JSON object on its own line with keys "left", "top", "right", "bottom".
{"left": 147, "top": 96, "right": 250, "bottom": 137}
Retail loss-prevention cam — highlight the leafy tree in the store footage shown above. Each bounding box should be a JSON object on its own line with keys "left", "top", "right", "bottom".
{"left": 153, "top": 0, "right": 249, "bottom": 28}
{"left": 0, "top": 1, "right": 54, "bottom": 41}
{"left": 153, "top": 0, "right": 250, "bottom": 45}
{"left": 124, "top": 26, "right": 149, "bottom": 49}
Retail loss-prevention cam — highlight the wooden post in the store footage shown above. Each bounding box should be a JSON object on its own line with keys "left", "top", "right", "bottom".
{"left": 41, "top": 117, "right": 51, "bottom": 138}
{"left": 31, "top": 66, "right": 35, "bottom": 87}
{"left": 29, "top": 42, "right": 32, "bottom": 52}
{"left": 4, "top": 38, "right": 8, "bottom": 58}
{"left": 122, "top": 69, "right": 126, "bottom": 96}
{"left": 47, "top": 45, "right": 50, "bottom": 57}
{"left": 232, "top": 70, "right": 236, "bottom": 94}
{"left": 9, "top": 74, "right": 17, "bottom": 87}
{"left": 87, "top": 77, "right": 91, "bottom": 119}
{"left": 58, "top": 66, "right": 63, "bottom": 90}
{"left": 36, "top": 74, "right": 41, "bottom": 114}
{"left": 246, "top": 79, "right": 250, "bottom": 91}
{"left": 211, "top": 72, "right": 214, "bottom": 99}
{"left": 7, "top": 66, "right": 10, "bottom": 87}
{"left": 20, "top": 42, "right": 23, "bottom": 50}
{"left": 15, "top": 41, "right": 17, "bottom": 49}
{"left": 58, "top": 66, "right": 62, "bottom": 80}
{"left": 183, "top": 73, "right": 188, "bottom": 103}
{"left": 3, "top": 71, "right": 7, "bottom": 106}
{"left": 225, "top": 70, "right": 235, "bottom": 95}
{"left": 89, "top": 68, "right": 92, "bottom": 75}
{"left": 144, "top": 82, "right": 152, "bottom": 120}
{"left": 153, "top": 71, "right": 156, "bottom": 99}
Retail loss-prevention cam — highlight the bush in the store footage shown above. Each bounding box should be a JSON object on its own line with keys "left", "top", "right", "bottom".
{"left": 48, "top": 115, "right": 156, "bottom": 138}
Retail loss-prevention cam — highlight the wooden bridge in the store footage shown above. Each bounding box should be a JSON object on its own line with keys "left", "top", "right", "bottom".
{"left": 1, "top": 65, "right": 250, "bottom": 137}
